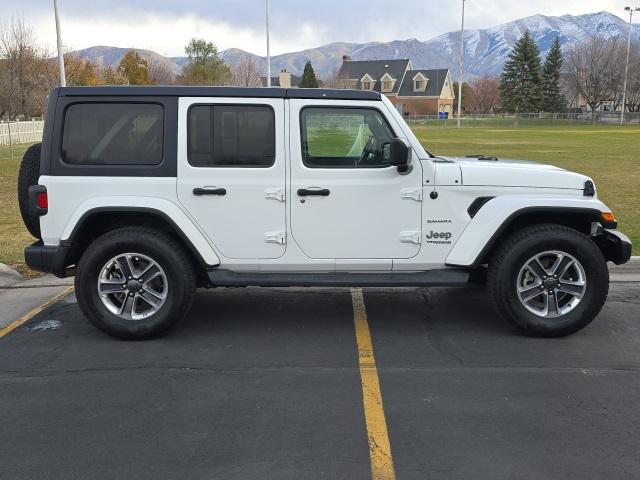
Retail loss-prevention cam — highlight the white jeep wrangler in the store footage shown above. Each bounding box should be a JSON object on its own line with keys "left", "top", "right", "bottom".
{"left": 18, "top": 86, "right": 631, "bottom": 339}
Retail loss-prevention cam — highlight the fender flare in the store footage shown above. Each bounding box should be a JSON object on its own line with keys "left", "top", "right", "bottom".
{"left": 445, "top": 196, "right": 612, "bottom": 268}
{"left": 61, "top": 200, "right": 221, "bottom": 267}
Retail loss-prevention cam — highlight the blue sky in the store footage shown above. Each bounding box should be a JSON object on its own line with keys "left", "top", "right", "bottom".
{"left": 0, "top": 0, "right": 628, "bottom": 56}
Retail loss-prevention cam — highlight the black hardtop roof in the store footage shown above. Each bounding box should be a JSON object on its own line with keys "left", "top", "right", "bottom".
{"left": 56, "top": 86, "right": 381, "bottom": 101}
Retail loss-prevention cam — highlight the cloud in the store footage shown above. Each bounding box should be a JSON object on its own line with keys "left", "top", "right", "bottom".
{"left": 29, "top": 12, "right": 269, "bottom": 57}
{"left": 23, "top": 8, "right": 335, "bottom": 57}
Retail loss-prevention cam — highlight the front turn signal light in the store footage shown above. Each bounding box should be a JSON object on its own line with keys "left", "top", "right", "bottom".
{"left": 601, "top": 212, "right": 616, "bottom": 223}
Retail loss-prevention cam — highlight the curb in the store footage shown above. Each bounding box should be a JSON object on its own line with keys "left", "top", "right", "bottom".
{"left": 609, "top": 256, "right": 640, "bottom": 275}
{"left": 0, "top": 263, "right": 23, "bottom": 288}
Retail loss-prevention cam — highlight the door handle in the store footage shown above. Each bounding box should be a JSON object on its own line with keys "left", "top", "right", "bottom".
{"left": 297, "top": 188, "right": 330, "bottom": 197}
{"left": 193, "top": 187, "right": 227, "bottom": 196}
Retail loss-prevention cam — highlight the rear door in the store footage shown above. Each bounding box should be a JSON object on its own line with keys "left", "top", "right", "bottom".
{"left": 177, "top": 98, "right": 286, "bottom": 259}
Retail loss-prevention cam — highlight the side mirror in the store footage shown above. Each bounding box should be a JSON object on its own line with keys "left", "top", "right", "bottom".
{"left": 388, "top": 138, "right": 412, "bottom": 174}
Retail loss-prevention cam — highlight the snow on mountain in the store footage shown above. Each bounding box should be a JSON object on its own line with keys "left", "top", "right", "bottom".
{"left": 71, "top": 11, "right": 640, "bottom": 80}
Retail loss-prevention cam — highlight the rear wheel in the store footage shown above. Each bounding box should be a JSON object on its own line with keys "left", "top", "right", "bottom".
{"left": 488, "top": 224, "right": 609, "bottom": 337}
{"left": 75, "top": 227, "right": 196, "bottom": 339}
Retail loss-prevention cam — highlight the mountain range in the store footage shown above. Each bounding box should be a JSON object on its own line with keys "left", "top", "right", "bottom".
{"left": 71, "top": 11, "right": 640, "bottom": 80}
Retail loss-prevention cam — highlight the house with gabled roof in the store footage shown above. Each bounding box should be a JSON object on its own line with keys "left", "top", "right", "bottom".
{"left": 337, "top": 57, "right": 455, "bottom": 116}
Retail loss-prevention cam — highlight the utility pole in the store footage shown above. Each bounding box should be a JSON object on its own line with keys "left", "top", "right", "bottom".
{"left": 266, "top": 0, "right": 271, "bottom": 87}
{"left": 621, "top": 6, "right": 639, "bottom": 125}
{"left": 54, "top": 0, "right": 66, "bottom": 87}
{"left": 457, "top": 0, "right": 466, "bottom": 128}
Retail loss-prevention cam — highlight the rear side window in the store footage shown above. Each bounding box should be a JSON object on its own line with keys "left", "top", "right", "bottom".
{"left": 61, "top": 103, "right": 164, "bottom": 165}
{"left": 188, "top": 105, "right": 275, "bottom": 168}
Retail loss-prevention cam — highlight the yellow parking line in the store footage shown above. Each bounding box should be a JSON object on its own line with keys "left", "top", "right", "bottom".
{"left": 0, "top": 286, "right": 74, "bottom": 338}
{"left": 351, "top": 288, "right": 396, "bottom": 480}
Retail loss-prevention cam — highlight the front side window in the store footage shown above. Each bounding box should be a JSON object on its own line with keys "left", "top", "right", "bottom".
{"left": 62, "top": 103, "right": 163, "bottom": 165}
{"left": 188, "top": 105, "right": 275, "bottom": 168}
{"left": 301, "top": 107, "right": 395, "bottom": 168}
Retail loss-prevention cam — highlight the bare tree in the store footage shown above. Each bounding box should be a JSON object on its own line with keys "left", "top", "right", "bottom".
{"left": 146, "top": 55, "right": 176, "bottom": 85}
{"left": 320, "top": 67, "right": 346, "bottom": 89}
{"left": 322, "top": 66, "right": 355, "bottom": 89}
{"left": 0, "top": 53, "right": 11, "bottom": 119}
{"left": 0, "top": 16, "right": 47, "bottom": 119}
{"left": 467, "top": 75, "right": 501, "bottom": 113}
{"left": 560, "top": 72, "right": 582, "bottom": 109}
{"left": 230, "top": 57, "right": 262, "bottom": 87}
{"left": 566, "top": 37, "right": 625, "bottom": 115}
{"left": 624, "top": 45, "right": 640, "bottom": 112}
{"left": 0, "top": 19, "right": 19, "bottom": 119}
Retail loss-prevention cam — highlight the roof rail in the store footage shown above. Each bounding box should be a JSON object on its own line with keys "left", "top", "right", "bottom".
{"left": 56, "top": 86, "right": 381, "bottom": 101}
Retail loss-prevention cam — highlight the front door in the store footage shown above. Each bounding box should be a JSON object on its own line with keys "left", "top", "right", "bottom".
{"left": 177, "top": 98, "right": 286, "bottom": 259}
{"left": 289, "top": 100, "right": 423, "bottom": 260}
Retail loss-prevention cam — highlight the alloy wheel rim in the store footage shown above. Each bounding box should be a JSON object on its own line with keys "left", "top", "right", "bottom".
{"left": 97, "top": 253, "right": 168, "bottom": 321}
{"left": 516, "top": 250, "right": 587, "bottom": 318}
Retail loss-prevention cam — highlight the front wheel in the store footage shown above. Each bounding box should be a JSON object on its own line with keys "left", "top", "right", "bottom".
{"left": 488, "top": 224, "right": 609, "bottom": 337}
{"left": 75, "top": 227, "right": 196, "bottom": 339}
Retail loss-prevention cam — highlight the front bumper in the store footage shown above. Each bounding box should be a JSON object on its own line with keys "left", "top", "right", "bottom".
{"left": 24, "top": 241, "right": 71, "bottom": 278}
{"left": 594, "top": 229, "right": 632, "bottom": 265}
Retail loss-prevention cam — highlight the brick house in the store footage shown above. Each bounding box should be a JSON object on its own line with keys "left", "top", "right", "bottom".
{"left": 337, "top": 58, "right": 455, "bottom": 116}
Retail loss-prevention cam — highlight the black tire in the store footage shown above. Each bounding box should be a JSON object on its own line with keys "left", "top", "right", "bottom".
{"left": 17, "top": 143, "right": 42, "bottom": 239}
{"left": 488, "top": 224, "right": 609, "bottom": 337}
{"left": 75, "top": 227, "right": 196, "bottom": 340}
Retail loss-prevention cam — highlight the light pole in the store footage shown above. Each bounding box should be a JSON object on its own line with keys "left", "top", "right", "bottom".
{"left": 621, "top": 6, "right": 639, "bottom": 125}
{"left": 457, "top": 0, "right": 466, "bottom": 128}
{"left": 265, "top": 0, "right": 271, "bottom": 87}
{"left": 53, "top": 0, "right": 66, "bottom": 87}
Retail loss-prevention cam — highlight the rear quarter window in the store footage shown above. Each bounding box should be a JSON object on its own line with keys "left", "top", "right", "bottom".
{"left": 61, "top": 103, "right": 164, "bottom": 165}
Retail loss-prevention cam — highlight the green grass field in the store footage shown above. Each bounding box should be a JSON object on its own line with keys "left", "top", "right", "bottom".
{"left": 0, "top": 125, "right": 638, "bottom": 273}
{"left": 0, "top": 144, "right": 36, "bottom": 275}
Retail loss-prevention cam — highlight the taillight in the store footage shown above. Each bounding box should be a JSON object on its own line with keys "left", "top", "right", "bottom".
{"left": 37, "top": 191, "right": 48, "bottom": 209}
{"left": 29, "top": 185, "right": 48, "bottom": 216}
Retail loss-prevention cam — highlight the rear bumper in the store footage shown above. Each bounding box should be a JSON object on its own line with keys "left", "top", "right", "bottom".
{"left": 594, "top": 229, "right": 632, "bottom": 265}
{"left": 24, "top": 241, "right": 71, "bottom": 278}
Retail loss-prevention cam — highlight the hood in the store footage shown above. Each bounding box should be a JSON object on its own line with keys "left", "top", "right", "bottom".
{"left": 440, "top": 156, "right": 591, "bottom": 190}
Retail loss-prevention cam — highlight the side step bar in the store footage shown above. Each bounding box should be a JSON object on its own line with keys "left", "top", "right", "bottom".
{"left": 206, "top": 269, "right": 470, "bottom": 288}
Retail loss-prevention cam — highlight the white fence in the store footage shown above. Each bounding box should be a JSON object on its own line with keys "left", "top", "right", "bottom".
{"left": 0, "top": 119, "right": 45, "bottom": 146}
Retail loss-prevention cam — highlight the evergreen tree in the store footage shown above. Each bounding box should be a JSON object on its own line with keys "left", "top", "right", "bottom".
{"left": 499, "top": 31, "right": 543, "bottom": 113}
{"left": 299, "top": 61, "right": 319, "bottom": 88}
{"left": 541, "top": 37, "right": 565, "bottom": 112}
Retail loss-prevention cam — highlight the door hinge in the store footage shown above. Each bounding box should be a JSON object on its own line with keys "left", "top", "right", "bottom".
{"left": 264, "top": 231, "right": 286, "bottom": 245}
{"left": 400, "top": 231, "right": 422, "bottom": 244}
{"left": 265, "top": 188, "right": 286, "bottom": 202}
{"left": 400, "top": 188, "right": 423, "bottom": 201}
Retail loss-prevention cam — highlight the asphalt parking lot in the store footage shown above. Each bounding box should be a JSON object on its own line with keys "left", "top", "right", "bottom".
{"left": 1, "top": 283, "right": 640, "bottom": 480}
